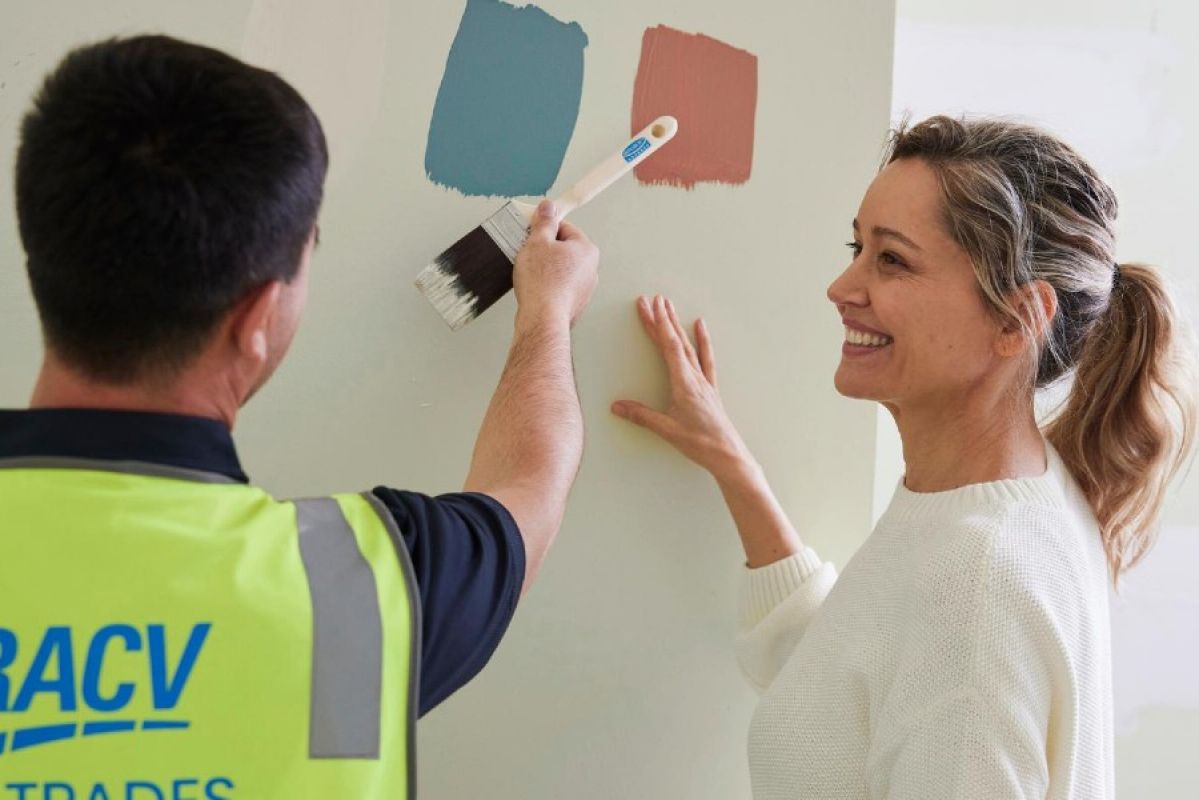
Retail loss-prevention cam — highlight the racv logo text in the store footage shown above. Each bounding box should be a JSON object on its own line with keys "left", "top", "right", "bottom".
{"left": 0, "top": 623, "right": 235, "bottom": 799}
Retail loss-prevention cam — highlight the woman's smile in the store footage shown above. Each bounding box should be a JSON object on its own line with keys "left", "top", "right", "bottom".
{"left": 842, "top": 320, "right": 893, "bottom": 356}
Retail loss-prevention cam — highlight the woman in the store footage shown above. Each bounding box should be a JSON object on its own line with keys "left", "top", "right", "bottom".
{"left": 612, "top": 116, "right": 1198, "bottom": 799}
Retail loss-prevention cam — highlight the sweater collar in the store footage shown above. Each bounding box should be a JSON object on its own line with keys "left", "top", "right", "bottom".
{"left": 882, "top": 438, "right": 1067, "bottom": 524}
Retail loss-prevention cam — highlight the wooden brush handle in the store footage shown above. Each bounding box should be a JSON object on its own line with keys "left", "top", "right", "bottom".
{"left": 552, "top": 115, "right": 678, "bottom": 216}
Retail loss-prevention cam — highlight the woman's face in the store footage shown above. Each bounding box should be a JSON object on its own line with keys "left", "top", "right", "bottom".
{"left": 827, "top": 157, "right": 1007, "bottom": 413}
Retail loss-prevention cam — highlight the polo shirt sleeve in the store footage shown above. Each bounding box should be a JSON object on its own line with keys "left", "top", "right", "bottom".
{"left": 369, "top": 487, "right": 525, "bottom": 717}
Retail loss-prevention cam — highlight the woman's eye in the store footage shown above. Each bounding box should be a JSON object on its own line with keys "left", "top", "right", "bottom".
{"left": 880, "top": 251, "right": 904, "bottom": 268}
{"left": 845, "top": 241, "right": 863, "bottom": 257}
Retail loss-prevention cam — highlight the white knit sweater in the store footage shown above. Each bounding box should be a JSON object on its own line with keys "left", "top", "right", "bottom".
{"left": 737, "top": 443, "right": 1114, "bottom": 799}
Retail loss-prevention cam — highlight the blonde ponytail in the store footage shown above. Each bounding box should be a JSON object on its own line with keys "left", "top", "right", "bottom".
{"left": 1044, "top": 263, "right": 1198, "bottom": 577}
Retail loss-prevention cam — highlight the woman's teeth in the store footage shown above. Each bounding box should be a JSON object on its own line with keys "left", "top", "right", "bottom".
{"left": 844, "top": 327, "right": 893, "bottom": 347}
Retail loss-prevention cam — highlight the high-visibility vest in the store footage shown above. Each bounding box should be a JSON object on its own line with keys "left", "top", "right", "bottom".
{"left": 0, "top": 457, "right": 418, "bottom": 799}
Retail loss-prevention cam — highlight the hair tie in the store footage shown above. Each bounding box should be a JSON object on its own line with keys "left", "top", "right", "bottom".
{"left": 1112, "top": 263, "right": 1121, "bottom": 291}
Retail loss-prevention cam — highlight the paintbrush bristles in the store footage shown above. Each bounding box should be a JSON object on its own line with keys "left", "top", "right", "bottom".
{"left": 415, "top": 222, "right": 517, "bottom": 330}
{"left": 414, "top": 262, "right": 479, "bottom": 331}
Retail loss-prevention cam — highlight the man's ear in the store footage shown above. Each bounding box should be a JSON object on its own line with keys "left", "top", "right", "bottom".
{"left": 995, "top": 279, "right": 1058, "bottom": 358}
{"left": 231, "top": 281, "right": 285, "bottom": 367}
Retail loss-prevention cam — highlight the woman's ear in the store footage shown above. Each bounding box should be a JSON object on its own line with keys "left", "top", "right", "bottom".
{"left": 995, "top": 279, "right": 1058, "bottom": 358}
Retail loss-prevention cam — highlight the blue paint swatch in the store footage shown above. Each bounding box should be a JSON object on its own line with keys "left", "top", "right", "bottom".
{"left": 425, "top": 0, "right": 588, "bottom": 197}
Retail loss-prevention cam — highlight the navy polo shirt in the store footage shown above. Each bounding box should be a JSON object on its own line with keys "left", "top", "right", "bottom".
{"left": 0, "top": 408, "right": 525, "bottom": 717}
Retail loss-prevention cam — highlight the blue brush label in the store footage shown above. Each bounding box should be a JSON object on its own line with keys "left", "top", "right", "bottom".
{"left": 622, "top": 137, "right": 652, "bottom": 163}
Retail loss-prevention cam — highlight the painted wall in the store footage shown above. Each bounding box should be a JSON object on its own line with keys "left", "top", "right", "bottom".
{"left": 0, "top": 1, "right": 896, "bottom": 796}
{"left": 888, "top": 1, "right": 1199, "bottom": 795}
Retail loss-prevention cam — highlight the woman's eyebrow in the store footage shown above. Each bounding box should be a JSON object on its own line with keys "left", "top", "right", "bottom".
{"left": 873, "top": 225, "right": 922, "bottom": 252}
{"left": 851, "top": 219, "right": 923, "bottom": 252}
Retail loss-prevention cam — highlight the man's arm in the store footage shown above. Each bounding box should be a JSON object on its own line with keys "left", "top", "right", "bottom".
{"left": 463, "top": 200, "right": 599, "bottom": 595}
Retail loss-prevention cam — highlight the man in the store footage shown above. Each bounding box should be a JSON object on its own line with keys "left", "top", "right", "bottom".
{"left": 0, "top": 35, "right": 598, "bottom": 797}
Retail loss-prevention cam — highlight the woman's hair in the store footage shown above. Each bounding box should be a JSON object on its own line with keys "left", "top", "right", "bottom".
{"left": 884, "top": 115, "right": 1198, "bottom": 580}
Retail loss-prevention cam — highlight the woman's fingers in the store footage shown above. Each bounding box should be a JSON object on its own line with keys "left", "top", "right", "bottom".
{"left": 611, "top": 399, "right": 676, "bottom": 440}
{"left": 650, "top": 295, "right": 692, "bottom": 382}
{"left": 636, "top": 294, "right": 654, "bottom": 328}
{"left": 664, "top": 298, "right": 701, "bottom": 371}
{"left": 695, "top": 318, "right": 717, "bottom": 386}
{"left": 636, "top": 295, "right": 670, "bottom": 352}
{"left": 634, "top": 295, "right": 712, "bottom": 391}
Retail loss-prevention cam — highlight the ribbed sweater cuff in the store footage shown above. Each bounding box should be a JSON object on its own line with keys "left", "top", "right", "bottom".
{"left": 741, "top": 547, "right": 825, "bottom": 628}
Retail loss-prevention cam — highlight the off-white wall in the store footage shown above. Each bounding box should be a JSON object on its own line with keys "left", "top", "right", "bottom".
{"left": 0, "top": 1, "right": 896, "bottom": 796}
{"left": 889, "top": 1, "right": 1199, "bottom": 795}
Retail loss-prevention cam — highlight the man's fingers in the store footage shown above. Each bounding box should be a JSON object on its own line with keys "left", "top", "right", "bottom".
{"left": 611, "top": 400, "right": 675, "bottom": 439}
{"left": 525, "top": 199, "right": 560, "bottom": 243}
{"left": 556, "top": 219, "right": 589, "bottom": 243}
{"left": 696, "top": 318, "right": 718, "bottom": 386}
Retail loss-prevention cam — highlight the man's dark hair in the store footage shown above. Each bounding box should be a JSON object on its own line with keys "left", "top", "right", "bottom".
{"left": 15, "top": 35, "right": 328, "bottom": 383}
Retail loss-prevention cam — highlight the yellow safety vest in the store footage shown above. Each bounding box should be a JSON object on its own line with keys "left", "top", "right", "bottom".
{"left": 0, "top": 457, "right": 418, "bottom": 799}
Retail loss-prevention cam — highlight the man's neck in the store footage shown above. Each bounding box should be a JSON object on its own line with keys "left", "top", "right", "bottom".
{"left": 29, "top": 354, "right": 239, "bottom": 429}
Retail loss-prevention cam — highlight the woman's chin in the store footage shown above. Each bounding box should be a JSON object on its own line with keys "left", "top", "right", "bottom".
{"left": 833, "top": 368, "right": 882, "bottom": 402}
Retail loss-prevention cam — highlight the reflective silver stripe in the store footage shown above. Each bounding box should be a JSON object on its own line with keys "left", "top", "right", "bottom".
{"left": 362, "top": 491, "right": 421, "bottom": 798}
{"left": 0, "top": 456, "right": 237, "bottom": 484}
{"left": 295, "top": 497, "right": 383, "bottom": 759}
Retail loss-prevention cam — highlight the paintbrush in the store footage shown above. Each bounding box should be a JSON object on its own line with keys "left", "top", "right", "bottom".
{"left": 416, "top": 115, "right": 679, "bottom": 330}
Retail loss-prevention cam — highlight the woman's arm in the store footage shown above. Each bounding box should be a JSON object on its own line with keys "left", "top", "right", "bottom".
{"left": 613, "top": 295, "right": 838, "bottom": 691}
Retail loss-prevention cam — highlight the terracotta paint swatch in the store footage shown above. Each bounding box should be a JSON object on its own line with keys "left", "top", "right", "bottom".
{"left": 425, "top": 0, "right": 588, "bottom": 197}
{"left": 631, "top": 26, "right": 758, "bottom": 189}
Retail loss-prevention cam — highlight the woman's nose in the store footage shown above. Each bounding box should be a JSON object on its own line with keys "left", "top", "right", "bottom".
{"left": 827, "top": 260, "right": 867, "bottom": 308}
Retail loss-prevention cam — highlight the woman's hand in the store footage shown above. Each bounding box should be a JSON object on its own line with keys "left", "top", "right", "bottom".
{"left": 611, "top": 295, "right": 756, "bottom": 483}
{"left": 612, "top": 295, "right": 805, "bottom": 567}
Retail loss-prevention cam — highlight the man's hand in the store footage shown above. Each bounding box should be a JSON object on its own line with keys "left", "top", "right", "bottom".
{"left": 513, "top": 200, "right": 599, "bottom": 327}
